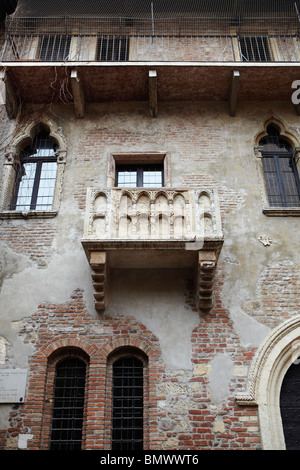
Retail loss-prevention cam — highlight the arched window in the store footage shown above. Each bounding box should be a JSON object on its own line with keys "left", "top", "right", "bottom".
{"left": 106, "top": 347, "right": 148, "bottom": 450}
{"left": 280, "top": 359, "right": 300, "bottom": 450}
{"left": 10, "top": 130, "right": 57, "bottom": 211}
{"left": 259, "top": 124, "right": 300, "bottom": 207}
{"left": 50, "top": 357, "right": 87, "bottom": 450}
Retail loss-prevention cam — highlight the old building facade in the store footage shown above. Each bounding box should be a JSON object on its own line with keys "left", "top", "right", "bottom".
{"left": 0, "top": 0, "right": 300, "bottom": 452}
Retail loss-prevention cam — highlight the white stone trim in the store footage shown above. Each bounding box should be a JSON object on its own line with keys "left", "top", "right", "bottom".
{"left": 236, "top": 315, "right": 300, "bottom": 450}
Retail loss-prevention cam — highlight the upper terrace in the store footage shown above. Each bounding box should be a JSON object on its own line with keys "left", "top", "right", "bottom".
{"left": 1, "top": 0, "right": 300, "bottom": 117}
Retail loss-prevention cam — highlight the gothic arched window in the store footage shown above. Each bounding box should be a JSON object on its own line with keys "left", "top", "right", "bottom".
{"left": 11, "top": 130, "right": 57, "bottom": 211}
{"left": 280, "top": 359, "right": 300, "bottom": 450}
{"left": 259, "top": 124, "right": 300, "bottom": 207}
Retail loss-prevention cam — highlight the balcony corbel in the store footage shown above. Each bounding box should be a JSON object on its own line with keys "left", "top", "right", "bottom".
{"left": 197, "top": 251, "right": 217, "bottom": 313}
{"left": 89, "top": 251, "right": 109, "bottom": 312}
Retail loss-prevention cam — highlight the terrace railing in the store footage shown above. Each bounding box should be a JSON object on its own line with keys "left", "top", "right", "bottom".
{"left": 1, "top": 16, "right": 300, "bottom": 63}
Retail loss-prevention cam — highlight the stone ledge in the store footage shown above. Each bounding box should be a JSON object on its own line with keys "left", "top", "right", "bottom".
{"left": 263, "top": 207, "right": 300, "bottom": 217}
{"left": 0, "top": 210, "right": 58, "bottom": 219}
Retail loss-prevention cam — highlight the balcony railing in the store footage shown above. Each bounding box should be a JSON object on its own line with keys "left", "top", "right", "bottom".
{"left": 82, "top": 187, "right": 223, "bottom": 245}
{"left": 2, "top": 32, "right": 300, "bottom": 63}
{"left": 2, "top": 14, "right": 299, "bottom": 63}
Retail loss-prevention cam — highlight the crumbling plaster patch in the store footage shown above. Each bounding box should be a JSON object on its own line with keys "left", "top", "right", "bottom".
{"left": 108, "top": 269, "right": 199, "bottom": 370}
{"left": 0, "top": 198, "right": 95, "bottom": 368}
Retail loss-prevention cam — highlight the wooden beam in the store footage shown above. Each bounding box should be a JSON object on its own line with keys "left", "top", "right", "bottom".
{"left": 0, "top": 70, "right": 20, "bottom": 119}
{"left": 70, "top": 69, "right": 85, "bottom": 118}
{"left": 149, "top": 70, "right": 158, "bottom": 118}
{"left": 229, "top": 70, "right": 240, "bottom": 117}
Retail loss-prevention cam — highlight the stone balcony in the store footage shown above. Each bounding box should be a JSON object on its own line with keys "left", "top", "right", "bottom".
{"left": 82, "top": 187, "right": 224, "bottom": 313}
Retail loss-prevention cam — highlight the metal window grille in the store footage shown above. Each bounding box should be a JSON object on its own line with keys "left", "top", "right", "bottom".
{"left": 37, "top": 34, "right": 72, "bottom": 62}
{"left": 97, "top": 35, "right": 129, "bottom": 61}
{"left": 260, "top": 125, "right": 300, "bottom": 207}
{"left": 116, "top": 164, "right": 164, "bottom": 188}
{"left": 10, "top": 130, "right": 57, "bottom": 211}
{"left": 239, "top": 35, "right": 272, "bottom": 61}
{"left": 38, "top": 34, "right": 71, "bottom": 61}
{"left": 112, "top": 357, "right": 144, "bottom": 450}
{"left": 50, "top": 358, "right": 87, "bottom": 450}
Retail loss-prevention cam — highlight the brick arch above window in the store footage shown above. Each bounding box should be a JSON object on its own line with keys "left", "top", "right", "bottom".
{"left": 99, "top": 338, "right": 161, "bottom": 451}
{"left": 98, "top": 336, "right": 160, "bottom": 362}
{"left": 40, "top": 345, "right": 90, "bottom": 450}
{"left": 38, "top": 336, "right": 98, "bottom": 361}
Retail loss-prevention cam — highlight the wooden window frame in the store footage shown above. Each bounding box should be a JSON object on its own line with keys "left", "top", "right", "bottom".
{"left": 107, "top": 152, "right": 171, "bottom": 188}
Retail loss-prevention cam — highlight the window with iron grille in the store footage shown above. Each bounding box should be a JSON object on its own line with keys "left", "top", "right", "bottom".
{"left": 38, "top": 35, "right": 71, "bottom": 61}
{"left": 97, "top": 35, "right": 129, "bottom": 61}
{"left": 10, "top": 130, "right": 57, "bottom": 211}
{"left": 239, "top": 36, "right": 272, "bottom": 62}
{"left": 112, "top": 357, "right": 144, "bottom": 450}
{"left": 260, "top": 125, "right": 300, "bottom": 207}
{"left": 50, "top": 357, "right": 87, "bottom": 450}
{"left": 116, "top": 164, "right": 164, "bottom": 188}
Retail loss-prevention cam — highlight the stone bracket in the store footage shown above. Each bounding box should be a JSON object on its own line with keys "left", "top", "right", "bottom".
{"left": 89, "top": 251, "right": 109, "bottom": 312}
{"left": 0, "top": 69, "right": 20, "bottom": 119}
{"left": 197, "top": 251, "right": 217, "bottom": 313}
{"left": 228, "top": 70, "right": 240, "bottom": 117}
{"left": 149, "top": 70, "right": 158, "bottom": 118}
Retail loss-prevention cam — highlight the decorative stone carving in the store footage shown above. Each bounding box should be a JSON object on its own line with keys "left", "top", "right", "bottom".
{"left": 258, "top": 235, "right": 272, "bottom": 246}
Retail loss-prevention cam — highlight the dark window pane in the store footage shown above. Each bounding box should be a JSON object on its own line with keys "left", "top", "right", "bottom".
{"left": 112, "top": 357, "right": 144, "bottom": 450}
{"left": 39, "top": 35, "right": 71, "bottom": 61}
{"left": 239, "top": 36, "right": 271, "bottom": 62}
{"left": 260, "top": 125, "right": 300, "bottom": 207}
{"left": 116, "top": 164, "right": 163, "bottom": 188}
{"left": 280, "top": 360, "right": 300, "bottom": 450}
{"left": 98, "top": 36, "right": 129, "bottom": 61}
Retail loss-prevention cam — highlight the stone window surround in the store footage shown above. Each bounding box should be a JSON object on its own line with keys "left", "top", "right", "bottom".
{"left": 0, "top": 119, "right": 67, "bottom": 219}
{"left": 236, "top": 316, "right": 300, "bottom": 450}
{"left": 254, "top": 117, "right": 300, "bottom": 217}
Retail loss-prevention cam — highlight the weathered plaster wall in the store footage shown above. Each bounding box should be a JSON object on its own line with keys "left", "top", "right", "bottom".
{"left": 0, "top": 99, "right": 299, "bottom": 449}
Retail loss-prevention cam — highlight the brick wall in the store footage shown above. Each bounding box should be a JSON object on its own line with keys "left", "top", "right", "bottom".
{"left": 1, "top": 103, "right": 294, "bottom": 451}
